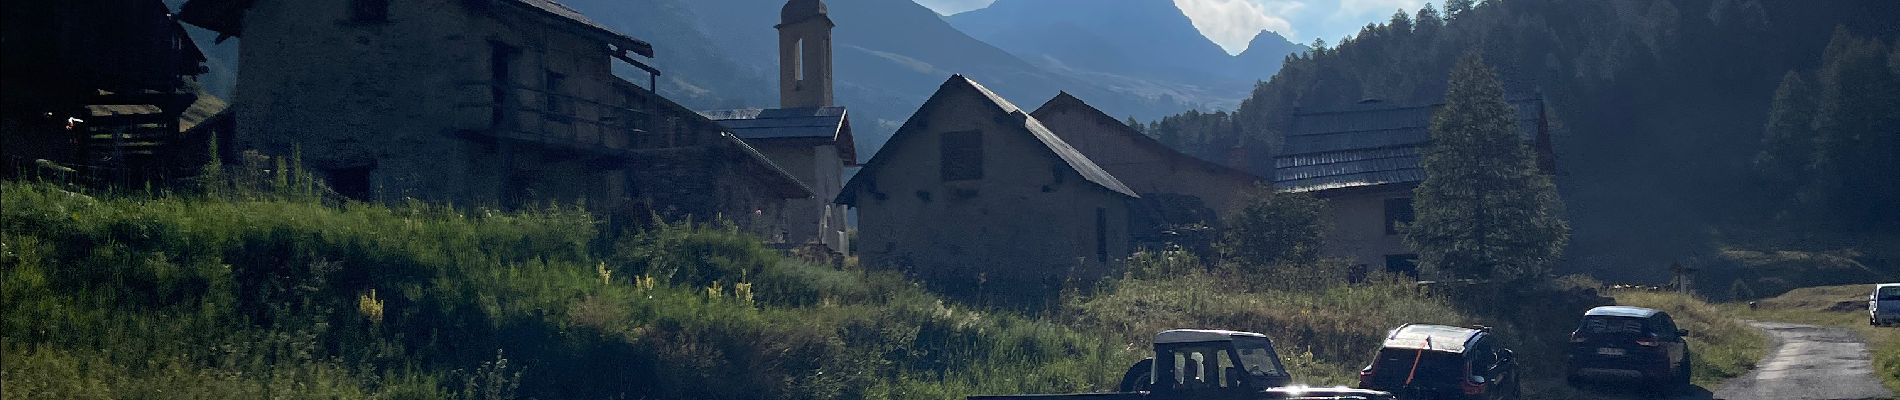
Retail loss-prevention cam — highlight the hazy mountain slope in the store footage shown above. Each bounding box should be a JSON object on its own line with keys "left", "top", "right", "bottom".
{"left": 1234, "top": 30, "right": 1305, "bottom": 82}
{"left": 169, "top": 0, "right": 1214, "bottom": 158}
{"left": 947, "top": 0, "right": 1306, "bottom": 110}
{"left": 678, "top": 0, "right": 1202, "bottom": 153}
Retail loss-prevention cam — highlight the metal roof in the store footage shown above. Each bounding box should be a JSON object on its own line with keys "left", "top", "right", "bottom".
{"left": 505, "top": 0, "right": 653, "bottom": 57}
{"left": 1030, "top": 92, "right": 1263, "bottom": 183}
{"left": 1273, "top": 99, "right": 1545, "bottom": 193}
{"left": 178, "top": 0, "right": 653, "bottom": 57}
{"left": 1380, "top": 324, "right": 1482, "bottom": 353}
{"left": 1586, "top": 306, "right": 1661, "bottom": 318}
{"left": 1155, "top": 329, "right": 1270, "bottom": 344}
{"left": 702, "top": 106, "right": 857, "bottom": 165}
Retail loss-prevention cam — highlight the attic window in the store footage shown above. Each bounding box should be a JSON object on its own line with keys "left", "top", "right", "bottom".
{"left": 351, "top": 0, "right": 390, "bottom": 22}
{"left": 940, "top": 130, "right": 982, "bottom": 181}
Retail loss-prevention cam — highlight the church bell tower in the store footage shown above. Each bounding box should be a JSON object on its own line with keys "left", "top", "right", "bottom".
{"left": 778, "top": 0, "right": 834, "bottom": 108}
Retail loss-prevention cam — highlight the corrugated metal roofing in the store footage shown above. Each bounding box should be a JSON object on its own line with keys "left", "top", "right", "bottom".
{"left": 1273, "top": 98, "right": 1545, "bottom": 193}
{"left": 505, "top": 0, "right": 653, "bottom": 57}
{"left": 703, "top": 106, "right": 847, "bottom": 140}
{"left": 1585, "top": 306, "right": 1661, "bottom": 318}
{"left": 179, "top": 0, "right": 654, "bottom": 57}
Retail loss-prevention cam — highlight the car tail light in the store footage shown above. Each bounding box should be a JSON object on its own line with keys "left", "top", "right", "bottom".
{"left": 1462, "top": 381, "right": 1488, "bottom": 396}
{"left": 1359, "top": 366, "right": 1375, "bottom": 387}
{"left": 1570, "top": 331, "right": 1586, "bottom": 343}
{"left": 1635, "top": 334, "right": 1660, "bottom": 347}
{"left": 1461, "top": 362, "right": 1486, "bottom": 395}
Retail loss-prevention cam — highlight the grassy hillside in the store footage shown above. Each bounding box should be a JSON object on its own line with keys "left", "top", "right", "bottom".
{"left": 0, "top": 181, "right": 1134, "bottom": 399}
{"left": 0, "top": 179, "right": 1777, "bottom": 399}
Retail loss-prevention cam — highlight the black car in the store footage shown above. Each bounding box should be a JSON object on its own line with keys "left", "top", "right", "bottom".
{"left": 1358, "top": 324, "right": 1520, "bottom": 400}
{"left": 1565, "top": 306, "right": 1692, "bottom": 391}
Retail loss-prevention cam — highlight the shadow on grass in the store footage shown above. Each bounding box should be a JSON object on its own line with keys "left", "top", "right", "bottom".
{"left": 1564, "top": 381, "right": 1715, "bottom": 400}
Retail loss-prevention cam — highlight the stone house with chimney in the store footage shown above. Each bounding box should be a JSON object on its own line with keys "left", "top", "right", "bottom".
{"left": 702, "top": 0, "right": 856, "bottom": 253}
{"left": 176, "top": 0, "right": 812, "bottom": 234}
{"left": 838, "top": 75, "right": 1136, "bottom": 291}
{"left": 1274, "top": 98, "right": 1552, "bottom": 276}
{"left": 1031, "top": 92, "right": 1264, "bottom": 250}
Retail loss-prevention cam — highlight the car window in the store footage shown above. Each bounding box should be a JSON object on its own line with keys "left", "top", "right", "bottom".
{"left": 1579, "top": 316, "right": 1645, "bottom": 334}
{"left": 1167, "top": 345, "right": 1241, "bottom": 389}
{"left": 1879, "top": 287, "right": 1900, "bottom": 301}
{"left": 1654, "top": 314, "right": 1680, "bottom": 338}
{"left": 1232, "top": 338, "right": 1288, "bottom": 379}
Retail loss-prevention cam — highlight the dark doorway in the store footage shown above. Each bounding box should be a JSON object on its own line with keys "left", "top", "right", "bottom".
{"left": 1384, "top": 254, "right": 1419, "bottom": 278}
{"left": 326, "top": 164, "right": 376, "bottom": 201}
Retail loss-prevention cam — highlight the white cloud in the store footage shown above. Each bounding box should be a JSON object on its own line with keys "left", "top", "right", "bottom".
{"left": 1331, "top": 0, "right": 1424, "bottom": 23}
{"left": 913, "top": 0, "right": 996, "bottom": 16}
{"left": 1174, "top": 0, "right": 1304, "bottom": 55}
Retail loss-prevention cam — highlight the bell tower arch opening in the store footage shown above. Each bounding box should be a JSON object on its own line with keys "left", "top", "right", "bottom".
{"left": 778, "top": 0, "right": 833, "bottom": 108}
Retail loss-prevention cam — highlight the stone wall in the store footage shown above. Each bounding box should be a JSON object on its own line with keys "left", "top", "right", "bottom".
{"left": 849, "top": 86, "right": 1130, "bottom": 290}
{"left": 1315, "top": 184, "right": 1417, "bottom": 274}
{"left": 232, "top": 0, "right": 631, "bottom": 207}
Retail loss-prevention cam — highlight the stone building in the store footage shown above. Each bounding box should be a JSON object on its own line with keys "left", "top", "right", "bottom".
{"left": 176, "top": 0, "right": 812, "bottom": 233}
{"left": 1031, "top": 92, "right": 1264, "bottom": 249}
{"left": 0, "top": 0, "right": 207, "bottom": 185}
{"left": 1274, "top": 98, "right": 1552, "bottom": 276}
{"left": 838, "top": 75, "right": 1137, "bottom": 291}
{"left": 702, "top": 0, "right": 856, "bottom": 252}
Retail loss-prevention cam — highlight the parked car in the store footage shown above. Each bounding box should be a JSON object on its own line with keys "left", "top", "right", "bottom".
{"left": 1565, "top": 306, "right": 1691, "bottom": 392}
{"left": 1873, "top": 283, "right": 1900, "bottom": 326}
{"left": 969, "top": 329, "right": 1394, "bottom": 400}
{"left": 1357, "top": 324, "right": 1520, "bottom": 400}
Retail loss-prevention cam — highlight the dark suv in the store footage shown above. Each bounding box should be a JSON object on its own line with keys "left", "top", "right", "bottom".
{"left": 1358, "top": 324, "right": 1520, "bottom": 400}
{"left": 1565, "top": 306, "right": 1692, "bottom": 391}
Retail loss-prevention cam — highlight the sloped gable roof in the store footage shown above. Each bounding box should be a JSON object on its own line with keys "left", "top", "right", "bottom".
{"left": 702, "top": 106, "right": 857, "bottom": 165}
{"left": 177, "top": 0, "right": 653, "bottom": 57}
{"left": 1273, "top": 98, "right": 1546, "bottom": 193}
{"left": 838, "top": 75, "right": 1137, "bottom": 205}
{"left": 1031, "top": 92, "right": 1263, "bottom": 184}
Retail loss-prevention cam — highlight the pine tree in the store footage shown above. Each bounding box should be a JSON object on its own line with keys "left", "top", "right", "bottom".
{"left": 1405, "top": 53, "right": 1569, "bottom": 281}
{"left": 1219, "top": 185, "right": 1325, "bottom": 267}
{"left": 1445, "top": 0, "right": 1474, "bottom": 20}
{"left": 1751, "top": 70, "right": 1816, "bottom": 212}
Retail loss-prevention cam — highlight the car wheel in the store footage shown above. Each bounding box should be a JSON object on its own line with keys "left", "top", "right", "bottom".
{"left": 1675, "top": 355, "right": 1694, "bottom": 391}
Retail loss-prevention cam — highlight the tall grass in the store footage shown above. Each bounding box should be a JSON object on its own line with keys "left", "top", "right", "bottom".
{"left": 1609, "top": 289, "right": 1768, "bottom": 386}
{"left": 0, "top": 180, "right": 1135, "bottom": 399}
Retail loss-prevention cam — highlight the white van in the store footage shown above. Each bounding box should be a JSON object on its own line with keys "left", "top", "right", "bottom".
{"left": 1873, "top": 283, "right": 1900, "bottom": 326}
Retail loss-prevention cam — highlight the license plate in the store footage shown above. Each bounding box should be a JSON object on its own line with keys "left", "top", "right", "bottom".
{"left": 1596, "top": 347, "right": 1626, "bottom": 356}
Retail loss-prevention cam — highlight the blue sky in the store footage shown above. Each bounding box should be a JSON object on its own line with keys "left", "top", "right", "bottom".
{"left": 914, "top": 0, "right": 1426, "bottom": 55}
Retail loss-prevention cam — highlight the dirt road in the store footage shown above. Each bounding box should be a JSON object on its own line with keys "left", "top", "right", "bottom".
{"left": 1713, "top": 322, "right": 1894, "bottom": 400}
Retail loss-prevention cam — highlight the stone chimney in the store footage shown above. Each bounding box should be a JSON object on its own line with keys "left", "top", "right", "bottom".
{"left": 778, "top": 0, "right": 833, "bottom": 108}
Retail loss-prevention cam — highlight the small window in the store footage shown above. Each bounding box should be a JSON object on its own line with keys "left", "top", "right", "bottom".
{"left": 1384, "top": 254, "right": 1419, "bottom": 277}
{"left": 544, "top": 71, "right": 568, "bottom": 117}
{"left": 351, "top": 0, "right": 390, "bottom": 22}
{"left": 940, "top": 130, "right": 983, "bottom": 181}
{"left": 1384, "top": 197, "right": 1414, "bottom": 235}
{"left": 795, "top": 38, "right": 806, "bottom": 81}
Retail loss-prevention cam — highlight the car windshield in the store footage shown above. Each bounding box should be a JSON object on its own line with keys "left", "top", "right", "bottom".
{"left": 1366, "top": 348, "right": 1465, "bottom": 389}
{"left": 1233, "top": 338, "right": 1289, "bottom": 378}
{"left": 1579, "top": 316, "right": 1646, "bottom": 335}
{"left": 1879, "top": 287, "right": 1900, "bottom": 301}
